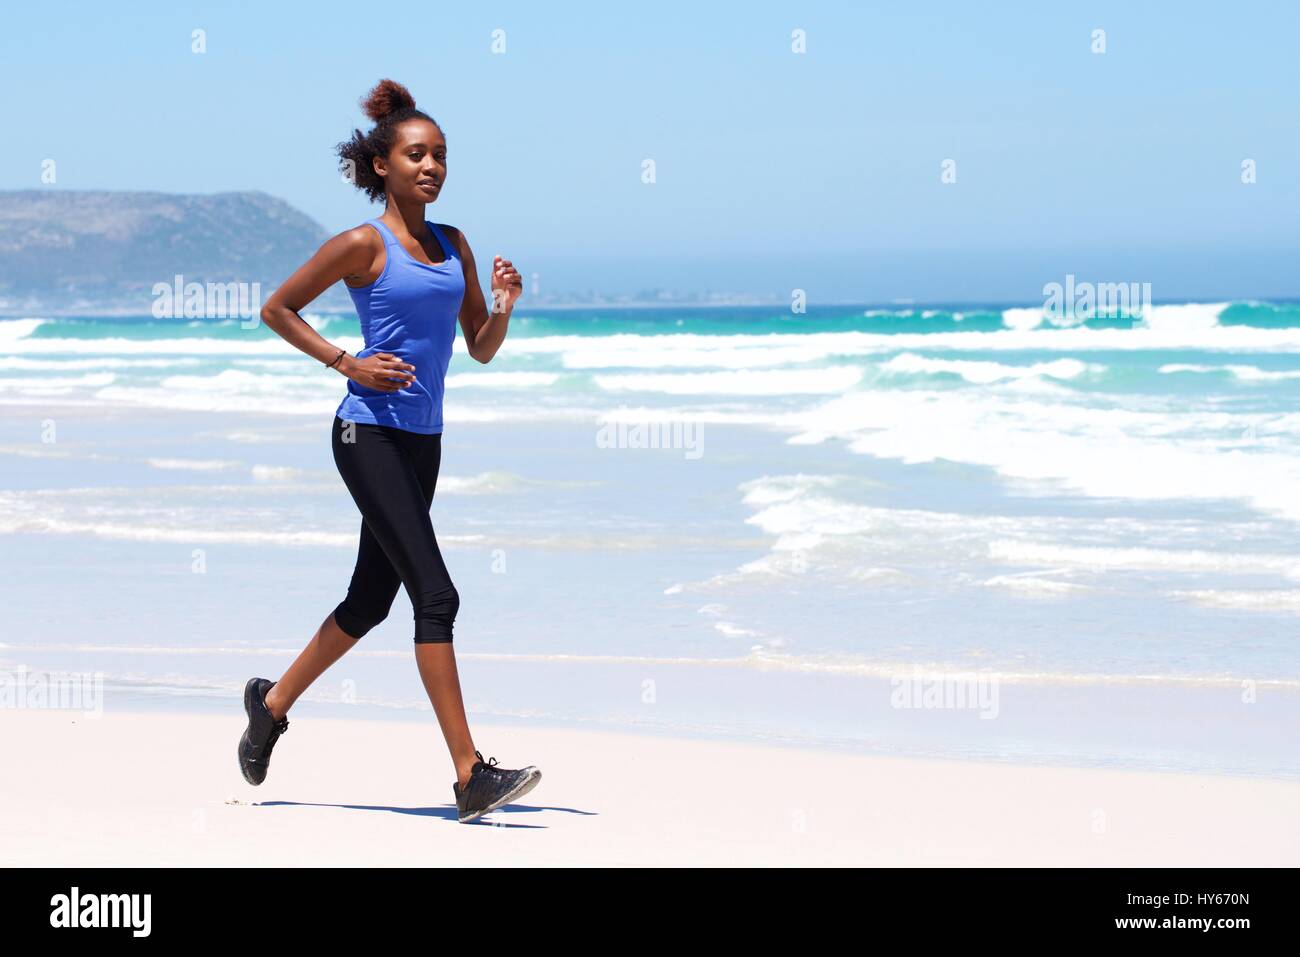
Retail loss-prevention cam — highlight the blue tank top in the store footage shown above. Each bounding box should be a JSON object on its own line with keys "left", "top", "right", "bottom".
{"left": 335, "top": 217, "right": 466, "bottom": 434}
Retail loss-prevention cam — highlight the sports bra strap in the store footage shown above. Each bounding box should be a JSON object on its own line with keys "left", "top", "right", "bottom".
{"left": 366, "top": 218, "right": 398, "bottom": 247}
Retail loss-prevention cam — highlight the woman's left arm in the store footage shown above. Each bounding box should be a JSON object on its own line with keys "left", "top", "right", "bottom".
{"left": 446, "top": 225, "right": 522, "bottom": 364}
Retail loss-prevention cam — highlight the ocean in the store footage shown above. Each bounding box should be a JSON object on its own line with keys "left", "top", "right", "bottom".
{"left": 2, "top": 301, "right": 1298, "bottom": 778}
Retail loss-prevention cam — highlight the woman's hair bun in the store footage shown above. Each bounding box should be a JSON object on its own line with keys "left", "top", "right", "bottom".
{"left": 360, "top": 78, "right": 417, "bottom": 122}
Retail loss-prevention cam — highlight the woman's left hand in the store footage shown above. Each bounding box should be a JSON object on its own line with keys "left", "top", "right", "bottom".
{"left": 490, "top": 255, "right": 523, "bottom": 313}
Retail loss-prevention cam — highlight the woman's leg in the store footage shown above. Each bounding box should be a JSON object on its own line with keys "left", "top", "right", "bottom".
{"left": 262, "top": 611, "right": 359, "bottom": 720}
{"left": 415, "top": 643, "right": 479, "bottom": 788}
{"left": 264, "top": 516, "right": 402, "bottom": 719}
{"left": 399, "top": 426, "right": 481, "bottom": 788}
{"left": 262, "top": 418, "right": 404, "bottom": 719}
{"left": 328, "top": 417, "right": 481, "bottom": 786}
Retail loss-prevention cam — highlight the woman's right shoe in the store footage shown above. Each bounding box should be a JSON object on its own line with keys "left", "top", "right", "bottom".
{"left": 238, "top": 677, "right": 289, "bottom": 786}
{"left": 453, "top": 750, "right": 541, "bottom": 823}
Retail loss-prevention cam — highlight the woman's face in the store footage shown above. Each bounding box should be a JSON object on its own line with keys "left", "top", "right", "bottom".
{"left": 376, "top": 119, "right": 446, "bottom": 203}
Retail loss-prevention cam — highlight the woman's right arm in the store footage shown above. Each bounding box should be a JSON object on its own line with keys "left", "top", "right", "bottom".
{"left": 260, "top": 227, "right": 415, "bottom": 393}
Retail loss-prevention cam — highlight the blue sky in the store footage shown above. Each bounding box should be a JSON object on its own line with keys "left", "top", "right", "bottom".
{"left": 3, "top": 1, "right": 1298, "bottom": 302}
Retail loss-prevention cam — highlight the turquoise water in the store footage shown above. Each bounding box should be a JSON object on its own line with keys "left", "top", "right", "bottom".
{"left": 9, "top": 301, "right": 1300, "bottom": 409}
{"left": 19, "top": 298, "right": 1300, "bottom": 337}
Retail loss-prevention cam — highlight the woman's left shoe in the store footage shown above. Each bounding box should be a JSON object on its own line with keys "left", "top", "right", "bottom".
{"left": 453, "top": 750, "right": 541, "bottom": 823}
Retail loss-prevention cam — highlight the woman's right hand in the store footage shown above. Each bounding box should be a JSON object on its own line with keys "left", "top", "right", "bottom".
{"left": 341, "top": 352, "right": 416, "bottom": 392}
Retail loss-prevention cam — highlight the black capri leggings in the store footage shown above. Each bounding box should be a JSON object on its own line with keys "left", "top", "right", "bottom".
{"left": 330, "top": 415, "right": 459, "bottom": 643}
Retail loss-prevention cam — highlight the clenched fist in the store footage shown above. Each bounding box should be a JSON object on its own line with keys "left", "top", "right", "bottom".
{"left": 491, "top": 255, "right": 523, "bottom": 313}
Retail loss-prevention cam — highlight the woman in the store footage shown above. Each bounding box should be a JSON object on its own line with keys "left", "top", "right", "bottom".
{"left": 236, "top": 78, "right": 540, "bottom": 824}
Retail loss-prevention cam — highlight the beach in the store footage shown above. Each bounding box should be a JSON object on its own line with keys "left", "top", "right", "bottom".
{"left": 5, "top": 707, "right": 1298, "bottom": 867}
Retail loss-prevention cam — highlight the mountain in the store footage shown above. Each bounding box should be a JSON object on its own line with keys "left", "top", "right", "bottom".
{"left": 0, "top": 190, "right": 353, "bottom": 315}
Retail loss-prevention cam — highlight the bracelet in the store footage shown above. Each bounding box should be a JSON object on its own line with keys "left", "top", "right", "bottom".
{"left": 325, "top": 349, "right": 347, "bottom": 370}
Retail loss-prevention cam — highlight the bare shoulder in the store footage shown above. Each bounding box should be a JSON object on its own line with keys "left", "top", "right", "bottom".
{"left": 333, "top": 223, "right": 383, "bottom": 254}
{"left": 313, "top": 224, "right": 383, "bottom": 269}
{"left": 330, "top": 224, "right": 385, "bottom": 286}
{"left": 437, "top": 224, "right": 471, "bottom": 258}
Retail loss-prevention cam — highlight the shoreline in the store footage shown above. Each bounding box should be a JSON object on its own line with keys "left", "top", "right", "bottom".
{"left": 4, "top": 662, "right": 1296, "bottom": 784}
{"left": 3, "top": 707, "right": 1297, "bottom": 866}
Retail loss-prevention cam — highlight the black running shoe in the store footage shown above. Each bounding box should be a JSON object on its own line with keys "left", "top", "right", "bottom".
{"left": 238, "top": 677, "right": 289, "bottom": 786}
{"left": 453, "top": 750, "right": 541, "bottom": 823}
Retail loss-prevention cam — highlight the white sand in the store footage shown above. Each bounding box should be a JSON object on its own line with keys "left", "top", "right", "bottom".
{"left": 2, "top": 708, "right": 1297, "bottom": 866}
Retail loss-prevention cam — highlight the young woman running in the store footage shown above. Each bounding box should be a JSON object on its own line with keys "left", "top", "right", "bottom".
{"left": 237, "top": 78, "right": 540, "bottom": 824}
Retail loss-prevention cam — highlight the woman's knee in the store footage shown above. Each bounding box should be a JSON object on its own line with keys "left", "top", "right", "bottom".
{"left": 332, "top": 595, "right": 395, "bottom": 640}
{"left": 413, "top": 582, "right": 460, "bottom": 643}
